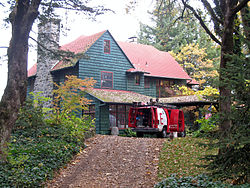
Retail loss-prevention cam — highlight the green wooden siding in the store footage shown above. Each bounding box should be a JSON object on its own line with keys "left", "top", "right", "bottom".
{"left": 143, "top": 77, "right": 157, "bottom": 97}
{"left": 99, "top": 104, "right": 110, "bottom": 134}
{"left": 85, "top": 94, "right": 103, "bottom": 134}
{"left": 52, "top": 64, "right": 79, "bottom": 85}
{"left": 85, "top": 93, "right": 110, "bottom": 134}
{"left": 78, "top": 31, "right": 134, "bottom": 91}
{"left": 127, "top": 73, "right": 145, "bottom": 95}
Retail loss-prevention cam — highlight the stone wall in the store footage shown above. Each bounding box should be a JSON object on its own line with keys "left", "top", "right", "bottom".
{"left": 33, "top": 19, "right": 60, "bottom": 107}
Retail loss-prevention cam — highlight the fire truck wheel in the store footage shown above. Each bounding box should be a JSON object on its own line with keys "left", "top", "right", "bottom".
{"left": 136, "top": 132, "right": 144, "bottom": 137}
{"left": 162, "top": 127, "right": 168, "bottom": 138}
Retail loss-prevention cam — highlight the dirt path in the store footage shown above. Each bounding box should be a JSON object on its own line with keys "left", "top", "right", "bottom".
{"left": 47, "top": 135, "right": 165, "bottom": 188}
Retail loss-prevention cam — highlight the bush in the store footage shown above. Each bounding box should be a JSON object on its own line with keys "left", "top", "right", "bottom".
{"left": 154, "top": 174, "right": 250, "bottom": 188}
{"left": 0, "top": 92, "right": 90, "bottom": 187}
{"left": 124, "top": 128, "right": 137, "bottom": 137}
{"left": 192, "top": 116, "right": 219, "bottom": 138}
{"left": 0, "top": 123, "right": 83, "bottom": 187}
{"left": 47, "top": 113, "right": 95, "bottom": 142}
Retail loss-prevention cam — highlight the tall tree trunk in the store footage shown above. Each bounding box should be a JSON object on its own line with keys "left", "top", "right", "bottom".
{"left": 0, "top": 0, "right": 41, "bottom": 162}
{"left": 218, "top": 0, "right": 237, "bottom": 153}
{"left": 240, "top": 1, "right": 250, "bottom": 50}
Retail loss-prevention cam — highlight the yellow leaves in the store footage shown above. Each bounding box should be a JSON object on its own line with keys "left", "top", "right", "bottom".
{"left": 177, "top": 85, "right": 195, "bottom": 95}
{"left": 171, "top": 43, "right": 218, "bottom": 87}
{"left": 196, "top": 86, "right": 219, "bottom": 96}
{"left": 52, "top": 75, "right": 96, "bottom": 119}
{"left": 176, "top": 85, "right": 219, "bottom": 97}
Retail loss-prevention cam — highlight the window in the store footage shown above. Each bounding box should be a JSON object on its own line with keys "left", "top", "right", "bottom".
{"left": 109, "top": 105, "right": 132, "bottom": 128}
{"left": 144, "top": 77, "right": 150, "bottom": 88}
{"left": 104, "top": 40, "right": 110, "bottom": 54}
{"left": 82, "top": 104, "right": 95, "bottom": 120}
{"left": 156, "top": 79, "right": 176, "bottom": 98}
{"left": 135, "top": 75, "right": 140, "bottom": 85}
{"left": 101, "top": 71, "right": 113, "bottom": 89}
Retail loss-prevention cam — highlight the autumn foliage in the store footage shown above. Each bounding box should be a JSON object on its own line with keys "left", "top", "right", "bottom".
{"left": 52, "top": 75, "right": 96, "bottom": 124}
{"left": 170, "top": 43, "right": 219, "bottom": 87}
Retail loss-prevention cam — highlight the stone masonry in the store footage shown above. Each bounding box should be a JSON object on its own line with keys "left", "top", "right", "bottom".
{"left": 33, "top": 19, "right": 60, "bottom": 107}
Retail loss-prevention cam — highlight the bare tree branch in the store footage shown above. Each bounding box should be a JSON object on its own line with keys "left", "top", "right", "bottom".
{"left": 201, "top": 0, "right": 223, "bottom": 24}
{"left": 181, "top": 0, "right": 221, "bottom": 45}
{"left": 29, "top": 36, "right": 85, "bottom": 63}
{"left": 232, "top": 0, "right": 249, "bottom": 15}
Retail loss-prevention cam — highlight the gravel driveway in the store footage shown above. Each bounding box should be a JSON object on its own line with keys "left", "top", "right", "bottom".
{"left": 47, "top": 135, "right": 165, "bottom": 188}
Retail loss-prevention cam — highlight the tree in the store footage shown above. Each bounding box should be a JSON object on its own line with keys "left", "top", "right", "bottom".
{"left": 137, "top": 0, "right": 220, "bottom": 87}
{"left": 0, "top": 0, "right": 109, "bottom": 161}
{"left": 170, "top": 43, "right": 219, "bottom": 87}
{"left": 178, "top": 0, "right": 248, "bottom": 138}
{"left": 52, "top": 75, "right": 96, "bottom": 125}
{"left": 137, "top": 0, "right": 218, "bottom": 54}
{"left": 148, "top": 0, "right": 249, "bottom": 182}
{"left": 175, "top": 0, "right": 249, "bottom": 182}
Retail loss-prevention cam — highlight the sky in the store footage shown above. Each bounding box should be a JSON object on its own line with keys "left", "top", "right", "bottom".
{"left": 0, "top": 0, "right": 155, "bottom": 99}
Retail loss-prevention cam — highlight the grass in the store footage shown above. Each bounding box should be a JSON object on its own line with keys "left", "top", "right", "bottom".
{"left": 158, "top": 137, "right": 217, "bottom": 180}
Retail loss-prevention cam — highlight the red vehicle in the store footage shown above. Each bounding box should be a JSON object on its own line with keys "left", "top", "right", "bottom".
{"left": 128, "top": 102, "right": 185, "bottom": 138}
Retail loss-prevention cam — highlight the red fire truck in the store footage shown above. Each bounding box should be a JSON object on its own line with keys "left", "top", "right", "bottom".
{"left": 128, "top": 102, "right": 185, "bottom": 138}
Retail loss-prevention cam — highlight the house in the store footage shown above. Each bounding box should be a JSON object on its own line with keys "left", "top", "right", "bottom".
{"left": 28, "top": 21, "right": 194, "bottom": 134}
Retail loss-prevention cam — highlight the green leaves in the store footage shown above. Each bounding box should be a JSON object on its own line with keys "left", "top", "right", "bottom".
{"left": 0, "top": 92, "right": 87, "bottom": 187}
{"left": 154, "top": 173, "right": 249, "bottom": 188}
{"left": 0, "top": 122, "right": 83, "bottom": 187}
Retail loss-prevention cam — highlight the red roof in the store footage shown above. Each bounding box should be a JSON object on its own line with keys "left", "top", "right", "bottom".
{"left": 118, "top": 42, "right": 191, "bottom": 80}
{"left": 28, "top": 30, "right": 191, "bottom": 81}
{"left": 28, "top": 63, "right": 37, "bottom": 77}
{"left": 52, "top": 30, "right": 106, "bottom": 70}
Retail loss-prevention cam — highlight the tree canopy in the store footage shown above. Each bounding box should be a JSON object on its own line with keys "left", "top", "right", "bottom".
{"left": 0, "top": 0, "right": 110, "bottom": 161}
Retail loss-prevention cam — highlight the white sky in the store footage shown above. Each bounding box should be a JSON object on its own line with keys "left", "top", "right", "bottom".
{"left": 0, "top": 0, "right": 154, "bottom": 99}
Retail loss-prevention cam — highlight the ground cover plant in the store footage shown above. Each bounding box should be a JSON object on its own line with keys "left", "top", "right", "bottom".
{"left": 0, "top": 98, "right": 87, "bottom": 187}
{"left": 154, "top": 174, "right": 250, "bottom": 188}
{"left": 0, "top": 76, "right": 95, "bottom": 187}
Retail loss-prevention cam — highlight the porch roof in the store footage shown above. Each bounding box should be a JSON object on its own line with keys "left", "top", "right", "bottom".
{"left": 158, "top": 95, "right": 217, "bottom": 107}
{"left": 86, "top": 88, "right": 152, "bottom": 104}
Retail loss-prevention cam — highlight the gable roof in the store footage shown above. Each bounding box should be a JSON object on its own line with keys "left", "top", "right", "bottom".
{"left": 159, "top": 95, "right": 217, "bottom": 107}
{"left": 118, "top": 42, "right": 191, "bottom": 80}
{"left": 28, "top": 30, "right": 106, "bottom": 76}
{"left": 28, "top": 30, "right": 191, "bottom": 81}
{"left": 52, "top": 30, "right": 106, "bottom": 71}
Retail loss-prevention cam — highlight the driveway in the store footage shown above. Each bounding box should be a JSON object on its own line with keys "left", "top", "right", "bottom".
{"left": 47, "top": 135, "right": 165, "bottom": 188}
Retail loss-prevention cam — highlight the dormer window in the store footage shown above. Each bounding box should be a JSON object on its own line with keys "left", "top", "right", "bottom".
{"left": 104, "top": 40, "right": 110, "bottom": 54}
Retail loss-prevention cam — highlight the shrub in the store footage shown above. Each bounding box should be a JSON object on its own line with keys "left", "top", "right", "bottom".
{"left": 0, "top": 88, "right": 93, "bottom": 187}
{"left": 192, "top": 116, "right": 219, "bottom": 138}
{"left": 124, "top": 128, "right": 137, "bottom": 137}
{"left": 0, "top": 122, "right": 82, "bottom": 187}
{"left": 47, "top": 113, "right": 95, "bottom": 142}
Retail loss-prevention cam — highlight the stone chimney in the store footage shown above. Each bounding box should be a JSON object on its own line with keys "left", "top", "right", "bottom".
{"left": 33, "top": 19, "right": 60, "bottom": 107}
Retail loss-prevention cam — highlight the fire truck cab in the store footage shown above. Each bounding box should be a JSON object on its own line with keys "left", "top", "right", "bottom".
{"left": 128, "top": 103, "right": 185, "bottom": 138}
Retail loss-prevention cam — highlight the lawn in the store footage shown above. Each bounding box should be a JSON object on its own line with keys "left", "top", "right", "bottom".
{"left": 158, "top": 137, "right": 217, "bottom": 180}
